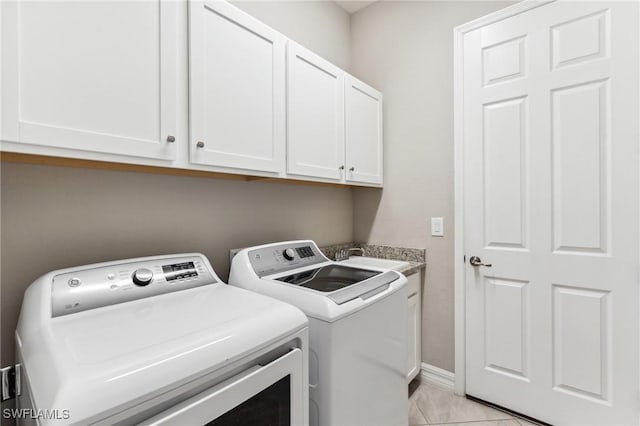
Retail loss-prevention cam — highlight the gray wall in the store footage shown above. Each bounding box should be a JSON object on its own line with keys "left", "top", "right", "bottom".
{"left": 0, "top": 164, "right": 353, "bottom": 365}
{"left": 233, "top": 1, "right": 351, "bottom": 71}
{"left": 350, "top": 0, "right": 514, "bottom": 372}
{"left": 0, "top": 1, "right": 353, "bottom": 369}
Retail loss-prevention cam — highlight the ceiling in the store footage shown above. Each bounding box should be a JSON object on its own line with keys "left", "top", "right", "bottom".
{"left": 335, "top": 1, "right": 378, "bottom": 14}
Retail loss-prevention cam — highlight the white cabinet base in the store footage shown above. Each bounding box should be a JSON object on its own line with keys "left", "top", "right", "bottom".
{"left": 407, "top": 272, "right": 422, "bottom": 382}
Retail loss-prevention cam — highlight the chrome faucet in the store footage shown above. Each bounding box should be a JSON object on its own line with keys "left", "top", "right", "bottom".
{"left": 336, "top": 247, "right": 365, "bottom": 261}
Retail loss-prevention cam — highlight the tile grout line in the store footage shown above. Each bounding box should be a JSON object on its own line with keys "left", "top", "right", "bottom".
{"left": 409, "top": 392, "right": 431, "bottom": 425}
{"left": 411, "top": 385, "right": 432, "bottom": 425}
{"left": 410, "top": 382, "right": 519, "bottom": 426}
{"left": 415, "top": 401, "right": 431, "bottom": 425}
{"left": 429, "top": 420, "right": 520, "bottom": 426}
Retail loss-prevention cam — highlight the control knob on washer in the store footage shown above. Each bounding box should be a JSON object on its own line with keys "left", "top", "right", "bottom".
{"left": 283, "top": 248, "right": 296, "bottom": 261}
{"left": 132, "top": 268, "right": 154, "bottom": 286}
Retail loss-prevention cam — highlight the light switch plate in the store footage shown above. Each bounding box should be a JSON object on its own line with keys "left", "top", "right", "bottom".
{"left": 431, "top": 217, "right": 444, "bottom": 237}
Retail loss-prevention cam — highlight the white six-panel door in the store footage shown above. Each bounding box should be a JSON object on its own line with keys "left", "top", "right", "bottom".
{"left": 461, "top": 1, "right": 639, "bottom": 424}
{"left": 189, "top": 1, "right": 285, "bottom": 174}
{"left": 2, "top": 0, "right": 178, "bottom": 160}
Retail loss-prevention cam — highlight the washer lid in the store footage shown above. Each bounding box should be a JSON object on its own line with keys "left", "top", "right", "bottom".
{"left": 276, "top": 264, "right": 381, "bottom": 292}
{"left": 17, "top": 284, "right": 307, "bottom": 424}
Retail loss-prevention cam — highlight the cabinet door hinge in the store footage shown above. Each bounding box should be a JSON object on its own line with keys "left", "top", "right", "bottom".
{"left": 1, "top": 364, "right": 21, "bottom": 402}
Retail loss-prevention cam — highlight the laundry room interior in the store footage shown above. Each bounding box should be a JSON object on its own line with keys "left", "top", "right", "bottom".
{"left": 1, "top": 0, "right": 638, "bottom": 425}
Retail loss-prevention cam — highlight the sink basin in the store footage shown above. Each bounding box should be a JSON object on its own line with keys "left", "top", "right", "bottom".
{"left": 339, "top": 256, "right": 410, "bottom": 271}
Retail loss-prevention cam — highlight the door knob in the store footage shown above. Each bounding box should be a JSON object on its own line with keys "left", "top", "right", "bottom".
{"left": 196, "top": 141, "right": 205, "bottom": 148}
{"left": 469, "top": 256, "right": 491, "bottom": 267}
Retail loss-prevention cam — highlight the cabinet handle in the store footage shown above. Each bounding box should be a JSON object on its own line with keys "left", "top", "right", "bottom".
{"left": 196, "top": 141, "right": 205, "bottom": 148}
{"left": 339, "top": 165, "right": 345, "bottom": 170}
{"left": 166, "top": 135, "right": 176, "bottom": 143}
{"left": 349, "top": 166, "right": 355, "bottom": 172}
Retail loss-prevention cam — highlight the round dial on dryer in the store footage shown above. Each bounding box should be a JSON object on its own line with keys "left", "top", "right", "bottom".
{"left": 132, "top": 268, "right": 154, "bottom": 286}
{"left": 282, "top": 248, "right": 296, "bottom": 261}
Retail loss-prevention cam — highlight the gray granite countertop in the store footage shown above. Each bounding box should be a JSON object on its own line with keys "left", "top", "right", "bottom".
{"left": 397, "top": 261, "right": 424, "bottom": 276}
{"left": 321, "top": 242, "right": 426, "bottom": 276}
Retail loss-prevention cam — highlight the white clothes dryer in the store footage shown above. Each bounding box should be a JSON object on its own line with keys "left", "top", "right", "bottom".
{"left": 229, "top": 241, "right": 408, "bottom": 426}
{"left": 16, "top": 253, "right": 308, "bottom": 425}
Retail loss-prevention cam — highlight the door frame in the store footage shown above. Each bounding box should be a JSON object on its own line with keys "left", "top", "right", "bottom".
{"left": 453, "top": 0, "right": 555, "bottom": 396}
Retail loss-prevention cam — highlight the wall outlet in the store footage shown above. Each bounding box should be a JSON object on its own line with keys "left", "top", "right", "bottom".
{"left": 431, "top": 217, "right": 444, "bottom": 237}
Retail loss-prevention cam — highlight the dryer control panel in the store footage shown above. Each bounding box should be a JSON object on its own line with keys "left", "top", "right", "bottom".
{"left": 51, "top": 254, "right": 216, "bottom": 317}
{"left": 249, "top": 241, "right": 328, "bottom": 277}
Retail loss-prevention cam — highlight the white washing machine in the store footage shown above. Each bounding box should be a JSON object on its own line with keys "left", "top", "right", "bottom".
{"left": 16, "top": 253, "right": 308, "bottom": 425}
{"left": 229, "top": 241, "right": 408, "bottom": 426}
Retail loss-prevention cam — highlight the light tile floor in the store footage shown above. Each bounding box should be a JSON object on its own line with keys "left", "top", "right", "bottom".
{"left": 409, "top": 380, "right": 541, "bottom": 426}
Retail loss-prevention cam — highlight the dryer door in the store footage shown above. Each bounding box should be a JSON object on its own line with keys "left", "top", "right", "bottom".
{"left": 140, "top": 348, "right": 304, "bottom": 426}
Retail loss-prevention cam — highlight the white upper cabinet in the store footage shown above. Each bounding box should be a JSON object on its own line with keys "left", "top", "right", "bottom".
{"left": 285, "top": 43, "right": 384, "bottom": 186}
{"left": 1, "top": 0, "right": 383, "bottom": 185}
{"left": 345, "top": 76, "right": 383, "bottom": 185}
{"left": 286, "top": 41, "right": 345, "bottom": 181}
{"left": 189, "top": 1, "right": 285, "bottom": 174}
{"left": 1, "top": 0, "right": 179, "bottom": 161}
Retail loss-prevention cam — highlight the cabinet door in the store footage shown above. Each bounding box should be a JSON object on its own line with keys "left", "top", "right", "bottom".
{"left": 189, "top": 1, "right": 285, "bottom": 174}
{"left": 407, "top": 273, "right": 422, "bottom": 381}
{"left": 345, "top": 76, "right": 383, "bottom": 185}
{"left": 1, "top": 0, "right": 178, "bottom": 160}
{"left": 407, "top": 292, "right": 421, "bottom": 381}
{"left": 286, "top": 42, "right": 345, "bottom": 180}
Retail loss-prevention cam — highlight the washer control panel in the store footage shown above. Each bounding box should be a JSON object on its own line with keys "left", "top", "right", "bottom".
{"left": 51, "top": 255, "right": 215, "bottom": 317}
{"left": 249, "top": 241, "right": 328, "bottom": 277}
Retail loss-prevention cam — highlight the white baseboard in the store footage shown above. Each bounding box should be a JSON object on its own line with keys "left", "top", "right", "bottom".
{"left": 420, "top": 362, "right": 455, "bottom": 391}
